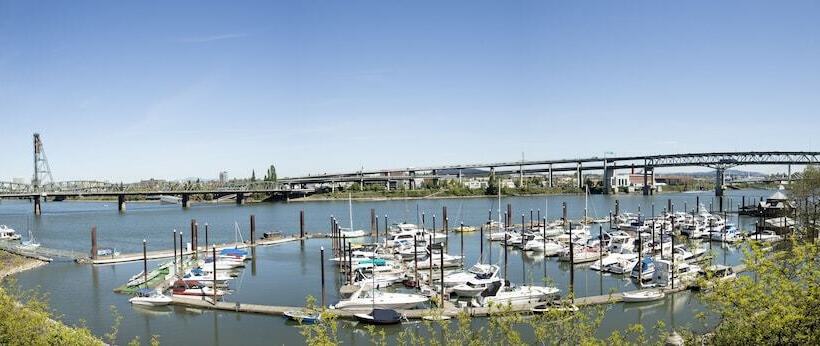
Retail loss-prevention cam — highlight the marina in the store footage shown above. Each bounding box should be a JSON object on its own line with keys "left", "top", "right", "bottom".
{"left": 0, "top": 191, "right": 769, "bottom": 344}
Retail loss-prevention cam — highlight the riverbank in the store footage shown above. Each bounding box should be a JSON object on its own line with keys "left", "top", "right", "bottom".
{"left": 0, "top": 250, "right": 47, "bottom": 280}
{"left": 0, "top": 251, "right": 105, "bottom": 345}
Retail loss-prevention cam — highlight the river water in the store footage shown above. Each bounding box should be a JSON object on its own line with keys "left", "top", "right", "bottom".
{"left": 0, "top": 190, "right": 769, "bottom": 345}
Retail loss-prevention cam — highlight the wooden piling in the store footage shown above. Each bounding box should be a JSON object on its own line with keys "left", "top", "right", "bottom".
{"left": 320, "top": 246, "right": 326, "bottom": 309}
{"left": 460, "top": 222, "right": 464, "bottom": 263}
{"left": 90, "top": 226, "right": 97, "bottom": 260}
{"left": 370, "top": 209, "right": 376, "bottom": 235}
{"left": 142, "top": 239, "right": 148, "bottom": 289}
{"left": 212, "top": 246, "right": 217, "bottom": 304}
{"left": 569, "top": 222, "right": 574, "bottom": 304}
{"left": 204, "top": 224, "right": 209, "bottom": 253}
{"left": 250, "top": 214, "right": 256, "bottom": 245}
{"left": 173, "top": 229, "right": 178, "bottom": 276}
{"left": 615, "top": 200, "right": 620, "bottom": 216}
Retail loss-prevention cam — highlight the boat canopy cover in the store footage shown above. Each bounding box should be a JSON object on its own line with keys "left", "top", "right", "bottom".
{"left": 220, "top": 248, "right": 247, "bottom": 255}
{"left": 371, "top": 309, "right": 401, "bottom": 323}
{"left": 136, "top": 288, "right": 154, "bottom": 296}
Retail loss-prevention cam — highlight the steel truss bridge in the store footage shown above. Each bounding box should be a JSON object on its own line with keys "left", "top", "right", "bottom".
{"left": 277, "top": 151, "right": 820, "bottom": 196}
{"left": 0, "top": 180, "right": 309, "bottom": 214}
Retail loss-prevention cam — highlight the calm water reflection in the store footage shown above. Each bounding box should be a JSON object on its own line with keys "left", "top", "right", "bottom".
{"left": 1, "top": 190, "right": 767, "bottom": 344}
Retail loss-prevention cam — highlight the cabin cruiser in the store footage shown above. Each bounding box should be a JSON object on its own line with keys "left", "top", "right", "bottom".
{"left": 472, "top": 280, "right": 559, "bottom": 307}
{"left": 606, "top": 231, "right": 634, "bottom": 254}
{"left": 592, "top": 253, "right": 637, "bottom": 274}
{"left": 416, "top": 252, "right": 463, "bottom": 269}
{"left": 451, "top": 265, "right": 501, "bottom": 297}
{"left": 332, "top": 284, "right": 429, "bottom": 310}
{"left": 0, "top": 225, "right": 21, "bottom": 241}
{"left": 541, "top": 240, "right": 566, "bottom": 256}
{"left": 652, "top": 260, "right": 701, "bottom": 287}
{"left": 672, "top": 244, "right": 708, "bottom": 263}
{"left": 17, "top": 230, "right": 40, "bottom": 250}
{"left": 558, "top": 246, "right": 602, "bottom": 264}
{"left": 339, "top": 228, "right": 367, "bottom": 238}
{"left": 631, "top": 256, "right": 655, "bottom": 281}
{"left": 710, "top": 223, "right": 742, "bottom": 243}
{"left": 623, "top": 289, "right": 665, "bottom": 303}
{"left": 353, "top": 268, "right": 405, "bottom": 288}
{"left": 442, "top": 263, "right": 497, "bottom": 287}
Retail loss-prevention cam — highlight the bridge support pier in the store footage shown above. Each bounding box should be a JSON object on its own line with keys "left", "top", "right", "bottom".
{"left": 236, "top": 193, "right": 245, "bottom": 205}
{"left": 33, "top": 195, "right": 41, "bottom": 215}
{"left": 715, "top": 168, "right": 725, "bottom": 197}
{"left": 117, "top": 194, "right": 126, "bottom": 212}
{"left": 548, "top": 164, "right": 553, "bottom": 188}
{"left": 642, "top": 166, "right": 653, "bottom": 196}
{"left": 181, "top": 194, "right": 190, "bottom": 208}
{"left": 577, "top": 162, "right": 583, "bottom": 189}
{"left": 603, "top": 162, "right": 615, "bottom": 195}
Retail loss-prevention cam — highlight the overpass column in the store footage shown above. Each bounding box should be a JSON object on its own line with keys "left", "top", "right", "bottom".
{"left": 787, "top": 164, "right": 792, "bottom": 185}
{"left": 548, "top": 164, "right": 553, "bottom": 188}
{"left": 33, "top": 195, "right": 41, "bottom": 215}
{"left": 642, "top": 164, "right": 651, "bottom": 196}
{"left": 577, "top": 162, "right": 583, "bottom": 189}
{"left": 117, "top": 194, "right": 126, "bottom": 212}
{"left": 603, "top": 161, "right": 615, "bottom": 195}
{"left": 385, "top": 172, "right": 390, "bottom": 191}
{"left": 236, "top": 192, "right": 245, "bottom": 205}
{"left": 181, "top": 194, "right": 189, "bottom": 208}
{"left": 715, "top": 168, "right": 725, "bottom": 197}
{"left": 409, "top": 171, "right": 416, "bottom": 190}
{"left": 458, "top": 169, "right": 463, "bottom": 184}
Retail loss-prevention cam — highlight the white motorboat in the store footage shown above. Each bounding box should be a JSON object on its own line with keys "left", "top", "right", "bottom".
{"left": 129, "top": 288, "right": 173, "bottom": 306}
{"left": 0, "top": 225, "right": 21, "bottom": 241}
{"left": 486, "top": 230, "right": 509, "bottom": 241}
{"left": 442, "top": 263, "right": 496, "bottom": 287}
{"left": 450, "top": 265, "right": 501, "bottom": 297}
{"left": 474, "top": 281, "right": 560, "bottom": 307}
{"left": 609, "top": 257, "right": 638, "bottom": 275}
{"left": 542, "top": 240, "right": 566, "bottom": 256}
{"left": 558, "top": 247, "right": 601, "bottom": 264}
{"left": 353, "top": 268, "right": 404, "bottom": 288}
{"left": 591, "top": 253, "right": 621, "bottom": 272}
{"left": 171, "top": 280, "right": 225, "bottom": 297}
{"left": 623, "top": 289, "right": 665, "bottom": 303}
{"left": 750, "top": 230, "right": 782, "bottom": 242}
{"left": 332, "top": 284, "right": 429, "bottom": 310}
{"left": 182, "top": 268, "right": 233, "bottom": 286}
{"left": 416, "top": 252, "right": 463, "bottom": 269}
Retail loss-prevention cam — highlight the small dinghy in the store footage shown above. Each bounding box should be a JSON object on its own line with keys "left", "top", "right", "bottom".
{"left": 354, "top": 308, "right": 403, "bottom": 325}
{"left": 531, "top": 302, "right": 579, "bottom": 314}
{"left": 283, "top": 310, "right": 321, "bottom": 324}
{"left": 622, "top": 289, "right": 665, "bottom": 303}
{"left": 129, "top": 288, "right": 173, "bottom": 307}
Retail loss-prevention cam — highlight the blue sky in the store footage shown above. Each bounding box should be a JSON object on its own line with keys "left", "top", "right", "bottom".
{"left": 1, "top": 1, "right": 818, "bottom": 182}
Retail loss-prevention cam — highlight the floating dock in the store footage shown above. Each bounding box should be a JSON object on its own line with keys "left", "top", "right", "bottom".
{"left": 78, "top": 236, "right": 303, "bottom": 265}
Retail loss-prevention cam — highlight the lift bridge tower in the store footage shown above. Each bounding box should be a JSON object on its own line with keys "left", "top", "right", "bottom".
{"left": 32, "top": 133, "right": 54, "bottom": 192}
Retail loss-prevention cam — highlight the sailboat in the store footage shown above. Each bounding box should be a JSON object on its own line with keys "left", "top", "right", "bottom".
{"left": 18, "top": 226, "right": 40, "bottom": 251}
{"left": 340, "top": 193, "right": 367, "bottom": 238}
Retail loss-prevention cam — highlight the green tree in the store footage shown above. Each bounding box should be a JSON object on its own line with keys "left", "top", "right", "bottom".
{"left": 264, "top": 165, "right": 277, "bottom": 182}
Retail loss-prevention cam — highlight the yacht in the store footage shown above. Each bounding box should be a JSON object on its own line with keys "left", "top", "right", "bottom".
{"left": 17, "top": 229, "right": 40, "bottom": 250}
{"left": 442, "top": 263, "right": 496, "bottom": 287}
{"left": 710, "top": 223, "right": 742, "bottom": 243}
{"left": 0, "top": 225, "right": 21, "bottom": 241}
{"left": 332, "top": 284, "right": 429, "bottom": 310}
{"left": 451, "top": 265, "right": 501, "bottom": 297}
{"left": 473, "top": 281, "right": 560, "bottom": 307}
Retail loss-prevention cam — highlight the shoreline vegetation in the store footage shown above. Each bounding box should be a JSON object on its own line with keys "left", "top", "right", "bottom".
{"left": 0, "top": 251, "right": 106, "bottom": 345}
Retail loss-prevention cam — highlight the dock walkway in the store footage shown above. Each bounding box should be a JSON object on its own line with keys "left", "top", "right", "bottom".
{"left": 168, "top": 263, "right": 748, "bottom": 320}
{"left": 78, "top": 236, "right": 303, "bottom": 265}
